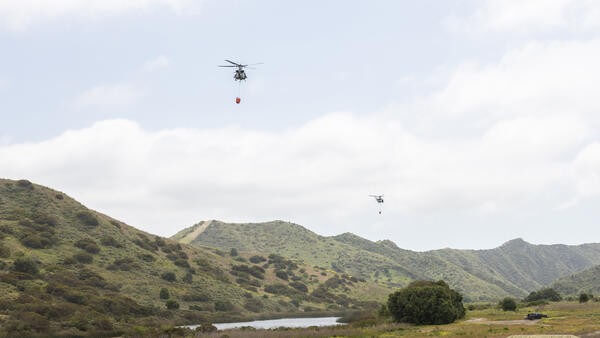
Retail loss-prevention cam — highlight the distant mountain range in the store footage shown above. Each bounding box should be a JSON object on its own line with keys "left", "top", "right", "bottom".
{"left": 173, "top": 220, "right": 600, "bottom": 301}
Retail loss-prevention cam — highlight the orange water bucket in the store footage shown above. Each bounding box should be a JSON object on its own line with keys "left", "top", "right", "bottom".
{"left": 235, "top": 97, "right": 241, "bottom": 104}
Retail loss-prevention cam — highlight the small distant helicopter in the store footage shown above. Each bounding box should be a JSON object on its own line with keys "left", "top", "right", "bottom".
{"left": 218, "top": 59, "right": 262, "bottom": 82}
{"left": 369, "top": 195, "right": 384, "bottom": 214}
{"left": 218, "top": 60, "right": 262, "bottom": 104}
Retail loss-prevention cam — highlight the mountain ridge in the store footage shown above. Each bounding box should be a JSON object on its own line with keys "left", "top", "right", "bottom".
{"left": 173, "top": 220, "right": 600, "bottom": 301}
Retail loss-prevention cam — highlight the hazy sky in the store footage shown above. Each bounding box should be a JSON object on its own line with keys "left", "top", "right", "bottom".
{"left": 2, "top": 0, "right": 600, "bottom": 251}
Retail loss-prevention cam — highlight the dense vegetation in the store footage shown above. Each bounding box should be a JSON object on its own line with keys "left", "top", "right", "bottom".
{"left": 173, "top": 220, "right": 600, "bottom": 301}
{"left": 386, "top": 280, "right": 465, "bottom": 325}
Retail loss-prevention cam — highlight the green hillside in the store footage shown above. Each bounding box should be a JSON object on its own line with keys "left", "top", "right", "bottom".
{"left": 173, "top": 221, "right": 600, "bottom": 302}
{"left": 552, "top": 265, "right": 600, "bottom": 296}
{"left": 0, "top": 179, "right": 379, "bottom": 336}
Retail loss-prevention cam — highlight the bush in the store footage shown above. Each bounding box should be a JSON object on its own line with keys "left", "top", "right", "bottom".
{"left": 214, "top": 300, "right": 234, "bottom": 312}
{"left": 289, "top": 281, "right": 308, "bottom": 293}
{"left": 21, "top": 233, "right": 54, "bottom": 249}
{"left": 230, "top": 248, "right": 238, "bottom": 257}
{"left": 182, "top": 292, "right": 210, "bottom": 302}
{"left": 387, "top": 280, "right": 465, "bottom": 325}
{"left": 174, "top": 258, "right": 190, "bottom": 268}
{"left": 74, "top": 238, "right": 100, "bottom": 254}
{"left": 249, "top": 255, "right": 266, "bottom": 264}
{"left": 12, "top": 257, "right": 39, "bottom": 274}
{"left": 138, "top": 253, "right": 156, "bottom": 262}
{"left": 160, "top": 288, "right": 170, "bottom": 300}
{"left": 499, "top": 297, "right": 517, "bottom": 311}
{"left": 16, "top": 180, "right": 34, "bottom": 189}
{"left": 166, "top": 300, "right": 180, "bottom": 310}
{"left": 77, "top": 211, "right": 99, "bottom": 227}
{"left": 525, "top": 288, "right": 562, "bottom": 302}
{"left": 161, "top": 271, "right": 177, "bottom": 282}
{"left": 73, "top": 252, "right": 93, "bottom": 264}
{"left": 580, "top": 293, "right": 591, "bottom": 303}
{"left": 275, "top": 270, "right": 288, "bottom": 281}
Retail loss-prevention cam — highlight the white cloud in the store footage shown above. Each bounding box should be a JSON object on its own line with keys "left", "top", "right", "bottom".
{"left": 143, "top": 55, "right": 170, "bottom": 72}
{"left": 73, "top": 83, "right": 144, "bottom": 108}
{"left": 447, "top": 0, "right": 600, "bottom": 34}
{"left": 0, "top": 0, "right": 196, "bottom": 31}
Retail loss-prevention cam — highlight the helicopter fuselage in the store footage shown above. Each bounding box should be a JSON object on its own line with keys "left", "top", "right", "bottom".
{"left": 234, "top": 68, "right": 247, "bottom": 81}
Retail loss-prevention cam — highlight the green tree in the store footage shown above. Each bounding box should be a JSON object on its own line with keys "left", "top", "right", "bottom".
{"left": 579, "top": 293, "right": 590, "bottom": 303}
{"left": 499, "top": 297, "right": 517, "bottom": 311}
{"left": 230, "top": 248, "right": 238, "bottom": 257}
{"left": 160, "top": 288, "right": 170, "bottom": 300}
{"left": 387, "top": 280, "right": 465, "bottom": 325}
{"left": 161, "top": 271, "right": 177, "bottom": 282}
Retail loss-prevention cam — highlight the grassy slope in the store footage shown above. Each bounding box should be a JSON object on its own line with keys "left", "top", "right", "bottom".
{"left": 552, "top": 264, "right": 600, "bottom": 296}
{"left": 174, "top": 221, "right": 600, "bottom": 302}
{"left": 0, "top": 179, "right": 378, "bottom": 336}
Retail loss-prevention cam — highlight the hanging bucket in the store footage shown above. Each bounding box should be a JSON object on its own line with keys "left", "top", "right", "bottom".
{"left": 235, "top": 97, "right": 241, "bottom": 104}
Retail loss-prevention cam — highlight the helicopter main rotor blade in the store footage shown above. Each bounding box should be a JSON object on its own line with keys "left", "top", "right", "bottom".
{"left": 247, "top": 62, "right": 263, "bottom": 66}
{"left": 218, "top": 65, "right": 237, "bottom": 67}
{"left": 225, "top": 59, "right": 241, "bottom": 66}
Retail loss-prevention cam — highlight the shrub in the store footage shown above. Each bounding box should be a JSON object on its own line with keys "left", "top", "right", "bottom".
{"left": 77, "top": 211, "right": 99, "bottom": 227}
{"left": 21, "top": 233, "right": 54, "bottom": 249}
{"left": 249, "top": 255, "right": 266, "bottom": 264}
{"left": 230, "top": 248, "right": 238, "bottom": 257}
{"left": 160, "top": 288, "right": 170, "bottom": 300}
{"left": 580, "top": 293, "right": 591, "bottom": 303}
{"left": 16, "top": 180, "right": 34, "bottom": 189}
{"left": 290, "top": 281, "right": 308, "bottom": 293}
{"left": 100, "top": 236, "right": 122, "bottom": 248}
{"left": 166, "top": 300, "right": 180, "bottom": 310}
{"left": 275, "top": 270, "right": 288, "bottom": 281}
{"left": 161, "top": 271, "right": 177, "bottom": 282}
{"left": 525, "top": 288, "right": 562, "bottom": 302}
{"left": 183, "top": 271, "right": 193, "bottom": 283}
{"left": 55, "top": 193, "right": 64, "bottom": 200}
{"left": 387, "top": 280, "right": 465, "bottom": 325}
{"left": 74, "top": 238, "right": 100, "bottom": 254}
{"left": 174, "top": 258, "right": 190, "bottom": 268}
{"left": 214, "top": 300, "right": 234, "bottom": 312}
{"left": 12, "top": 257, "right": 39, "bottom": 274}
{"left": 73, "top": 252, "right": 93, "bottom": 264}
{"left": 499, "top": 297, "right": 517, "bottom": 311}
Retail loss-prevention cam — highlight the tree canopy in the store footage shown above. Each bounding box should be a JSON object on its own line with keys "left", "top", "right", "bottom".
{"left": 387, "top": 280, "right": 465, "bottom": 325}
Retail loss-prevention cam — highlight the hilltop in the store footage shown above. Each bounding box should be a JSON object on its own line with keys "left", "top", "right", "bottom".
{"left": 173, "top": 221, "right": 600, "bottom": 301}
{"left": 0, "top": 180, "right": 379, "bottom": 336}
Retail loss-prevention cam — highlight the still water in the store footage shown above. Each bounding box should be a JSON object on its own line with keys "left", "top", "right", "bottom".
{"left": 188, "top": 317, "right": 344, "bottom": 330}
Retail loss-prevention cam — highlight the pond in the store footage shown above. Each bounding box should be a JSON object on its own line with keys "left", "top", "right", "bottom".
{"left": 187, "top": 317, "right": 344, "bottom": 330}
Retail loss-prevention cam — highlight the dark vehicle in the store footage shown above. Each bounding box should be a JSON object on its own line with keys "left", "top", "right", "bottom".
{"left": 525, "top": 313, "right": 548, "bottom": 320}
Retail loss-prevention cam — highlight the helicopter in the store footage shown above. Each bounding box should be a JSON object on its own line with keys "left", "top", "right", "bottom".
{"left": 218, "top": 59, "right": 262, "bottom": 81}
{"left": 369, "top": 195, "right": 384, "bottom": 214}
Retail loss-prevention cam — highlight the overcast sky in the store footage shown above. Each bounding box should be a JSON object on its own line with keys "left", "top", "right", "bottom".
{"left": 2, "top": 0, "right": 600, "bottom": 251}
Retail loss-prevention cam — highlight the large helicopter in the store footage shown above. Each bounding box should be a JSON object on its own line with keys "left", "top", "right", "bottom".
{"left": 369, "top": 195, "right": 384, "bottom": 214}
{"left": 218, "top": 59, "right": 262, "bottom": 81}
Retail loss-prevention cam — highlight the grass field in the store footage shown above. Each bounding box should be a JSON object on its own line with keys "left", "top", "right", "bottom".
{"left": 194, "top": 301, "right": 600, "bottom": 337}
